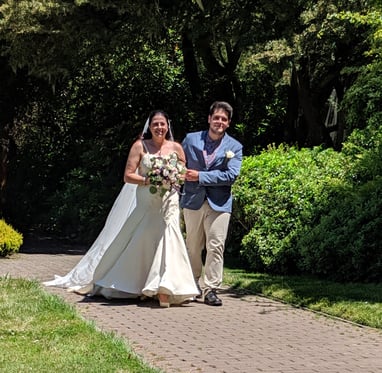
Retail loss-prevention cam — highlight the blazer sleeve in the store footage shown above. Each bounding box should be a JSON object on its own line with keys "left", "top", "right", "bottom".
{"left": 198, "top": 142, "right": 243, "bottom": 186}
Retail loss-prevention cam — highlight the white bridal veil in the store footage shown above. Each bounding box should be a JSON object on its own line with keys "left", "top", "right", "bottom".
{"left": 43, "top": 182, "right": 137, "bottom": 291}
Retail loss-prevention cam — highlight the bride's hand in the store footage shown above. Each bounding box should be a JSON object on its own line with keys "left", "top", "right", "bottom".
{"left": 179, "top": 173, "right": 186, "bottom": 182}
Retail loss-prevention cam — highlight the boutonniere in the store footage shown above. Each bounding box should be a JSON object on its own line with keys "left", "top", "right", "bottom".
{"left": 223, "top": 150, "right": 235, "bottom": 167}
{"left": 225, "top": 150, "right": 235, "bottom": 159}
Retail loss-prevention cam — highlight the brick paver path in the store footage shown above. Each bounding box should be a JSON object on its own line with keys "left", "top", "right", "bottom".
{"left": 1, "top": 243, "right": 382, "bottom": 373}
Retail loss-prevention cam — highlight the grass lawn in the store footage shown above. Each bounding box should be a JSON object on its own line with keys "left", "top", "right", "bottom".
{"left": 1, "top": 267, "right": 381, "bottom": 372}
{"left": 0, "top": 276, "right": 160, "bottom": 373}
{"left": 223, "top": 267, "right": 382, "bottom": 329}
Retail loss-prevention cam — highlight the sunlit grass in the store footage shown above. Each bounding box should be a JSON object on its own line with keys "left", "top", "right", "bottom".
{"left": 223, "top": 268, "right": 382, "bottom": 329}
{"left": 0, "top": 276, "right": 160, "bottom": 373}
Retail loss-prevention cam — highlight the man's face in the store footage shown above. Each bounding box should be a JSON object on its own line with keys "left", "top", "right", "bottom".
{"left": 208, "top": 109, "right": 230, "bottom": 137}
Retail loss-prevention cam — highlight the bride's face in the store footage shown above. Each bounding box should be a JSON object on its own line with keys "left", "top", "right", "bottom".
{"left": 150, "top": 114, "right": 169, "bottom": 139}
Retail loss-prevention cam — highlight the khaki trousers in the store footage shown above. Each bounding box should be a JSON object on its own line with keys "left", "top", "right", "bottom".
{"left": 183, "top": 201, "right": 231, "bottom": 290}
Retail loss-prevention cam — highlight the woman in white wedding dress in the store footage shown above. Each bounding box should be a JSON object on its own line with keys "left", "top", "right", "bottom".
{"left": 44, "top": 110, "right": 199, "bottom": 307}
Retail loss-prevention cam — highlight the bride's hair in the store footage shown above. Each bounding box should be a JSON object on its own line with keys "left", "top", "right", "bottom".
{"left": 141, "top": 110, "right": 173, "bottom": 140}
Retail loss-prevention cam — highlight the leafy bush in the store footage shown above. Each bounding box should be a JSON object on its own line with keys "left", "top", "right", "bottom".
{"left": 0, "top": 219, "right": 23, "bottom": 257}
{"left": 232, "top": 144, "right": 347, "bottom": 274}
{"left": 342, "top": 120, "right": 382, "bottom": 184}
{"left": 297, "top": 177, "right": 382, "bottom": 282}
{"left": 232, "top": 129, "right": 382, "bottom": 282}
{"left": 297, "top": 115, "right": 382, "bottom": 282}
{"left": 341, "top": 61, "right": 382, "bottom": 133}
{"left": 46, "top": 157, "right": 122, "bottom": 243}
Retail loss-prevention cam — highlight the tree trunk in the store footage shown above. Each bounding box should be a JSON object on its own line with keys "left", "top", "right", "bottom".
{"left": 181, "top": 33, "right": 202, "bottom": 100}
{"left": 285, "top": 65, "right": 334, "bottom": 147}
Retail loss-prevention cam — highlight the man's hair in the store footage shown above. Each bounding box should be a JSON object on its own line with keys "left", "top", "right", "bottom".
{"left": 209, "top": 101, "right": 233, "bottom": 120}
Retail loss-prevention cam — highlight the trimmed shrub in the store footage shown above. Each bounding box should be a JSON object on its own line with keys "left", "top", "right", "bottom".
{"left": 297, "top": 177, "right": 382, "bottom": 282}
{"left": 0, "top": 219, "right": 23, "bottom": 257}
{"left": 232, "top": 144, "right": 347, "bottom": 274}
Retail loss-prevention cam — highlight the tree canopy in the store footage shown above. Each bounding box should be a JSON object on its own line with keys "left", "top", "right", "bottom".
{"left": 1, "top": 0, "right": 381, "bottom": 274}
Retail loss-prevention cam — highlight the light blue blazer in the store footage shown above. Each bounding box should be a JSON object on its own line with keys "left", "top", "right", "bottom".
{"left": 180, "top": 130, "right": 243, "bottom": 213}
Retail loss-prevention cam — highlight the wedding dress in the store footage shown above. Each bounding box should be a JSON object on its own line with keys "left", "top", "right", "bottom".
{"left": 44, "top": 152, "right": 199, "bottom": 305}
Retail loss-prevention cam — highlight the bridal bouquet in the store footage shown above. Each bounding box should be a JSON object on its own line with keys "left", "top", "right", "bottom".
{"left": 147, "top": 153, "right": 186, "bottom": 196}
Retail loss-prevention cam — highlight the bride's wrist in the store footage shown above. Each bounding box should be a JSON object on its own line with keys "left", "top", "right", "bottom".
{"left": 141, "top": 176, "right": 146, "bottom": 186}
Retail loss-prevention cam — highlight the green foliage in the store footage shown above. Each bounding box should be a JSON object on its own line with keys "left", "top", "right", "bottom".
{"left": 286, "top": 1, "right": 380, "bottom": 147}
{"left": 297, "top": 177, "right": 382, "bottom": 282}
{"left": 0, "top": 0, "right": 77, "bottom": 79}
{"left": 0, "top": 1, "right": 165, "bottom": 81}
{"left": 46, "top": 166, "right": 120, "bottom": 243}
{"left": 342, "top": 120, "right": 382, "bottom": 184}
{"left": 44, "top": 41, "right": 189, "bottom": 240}
{"left": 297, "top": 121, "right": 382, "bottom": 282}
{"left": 5, "top": 33, "right": 191, "bottom": 240}
{"left": 0, "top": 277, "right": 159, "bottom": 372}
{"left": 341, "top": 61, "right": 382, "bottom": 133}
{"left": 341, "top": 64, "right": 382, "bottom": 183}
{"left": 232, "top": 120, "right": 382, "bottom": 282}
{"left": 2, "top": 0, "right": 382, "bottom": 281}
{"left": 65, "top": 41, "right": 189, "bottom": 141}
{"left": 236, "top": 49, "right": 290, "bottom": 151}
{"left": 0, "top": 219, "right": 23, "bottom": 257}
{"left": 232, "top": 145, "right": 347, "bottom": 274}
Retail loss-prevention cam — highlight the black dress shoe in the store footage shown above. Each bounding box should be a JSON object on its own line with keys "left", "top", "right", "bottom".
{"left": 204, "top": 290, "right": 222, "bottom": 306}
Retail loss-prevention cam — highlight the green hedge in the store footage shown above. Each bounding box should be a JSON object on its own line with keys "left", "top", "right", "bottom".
{"left": 0, "top": 219, "right": 23, "bottom": 257}
{"left": 297, "top": 177, "right": 382, "bottom": 282}
{"left": 231, "top": 137, "right": 382, "bottom": 282}
{"left": 232, "top": 144, "right": 347, "bottom": 274}
{"left": 298, "top": 121, "right": 382, "bottom": 282}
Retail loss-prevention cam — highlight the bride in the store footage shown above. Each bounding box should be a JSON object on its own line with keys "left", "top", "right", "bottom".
{"left": 44, "top": 110, "right": 199, "bottom": 307}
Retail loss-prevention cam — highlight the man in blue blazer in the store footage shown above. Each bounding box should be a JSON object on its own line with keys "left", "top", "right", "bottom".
{"left": 181, "top": 101, "right": 243, "bottom": 306}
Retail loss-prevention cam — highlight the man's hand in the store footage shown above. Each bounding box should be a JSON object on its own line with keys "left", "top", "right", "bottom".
{"left": 185, "top": 169, "right": 199, "bottom": 182}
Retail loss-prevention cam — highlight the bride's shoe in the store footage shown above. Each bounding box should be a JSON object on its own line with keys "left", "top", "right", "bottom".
{"left": 158, "top": 293, "right": 170, "bottom": 308}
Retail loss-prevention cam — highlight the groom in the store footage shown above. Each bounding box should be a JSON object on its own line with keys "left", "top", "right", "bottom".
{"left": 181, "top": 101, "right": 243, "bottom": 306}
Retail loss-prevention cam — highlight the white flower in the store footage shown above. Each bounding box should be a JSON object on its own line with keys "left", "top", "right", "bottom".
{"left": 147, "top": 154, "right": 186, "bottom": 196}
{"left": 225, "top": 150, "right": 235, "bottom": 159}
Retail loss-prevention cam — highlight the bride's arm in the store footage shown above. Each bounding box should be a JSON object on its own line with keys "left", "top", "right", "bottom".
{"left": 173, "top": 142, "right": 186, "bottom": 164}
{"left": 123, "top": 141, "right": 149, "bottom": 185}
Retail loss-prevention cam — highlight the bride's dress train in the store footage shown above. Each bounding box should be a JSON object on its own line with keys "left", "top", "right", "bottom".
{"left": 44, "top": 154, "right": 199, "bottom": 305}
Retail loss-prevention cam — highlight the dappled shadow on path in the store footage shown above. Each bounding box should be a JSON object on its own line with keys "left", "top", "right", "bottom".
{"left": 20, "top": 236, "right": 88, "bottom": 255}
